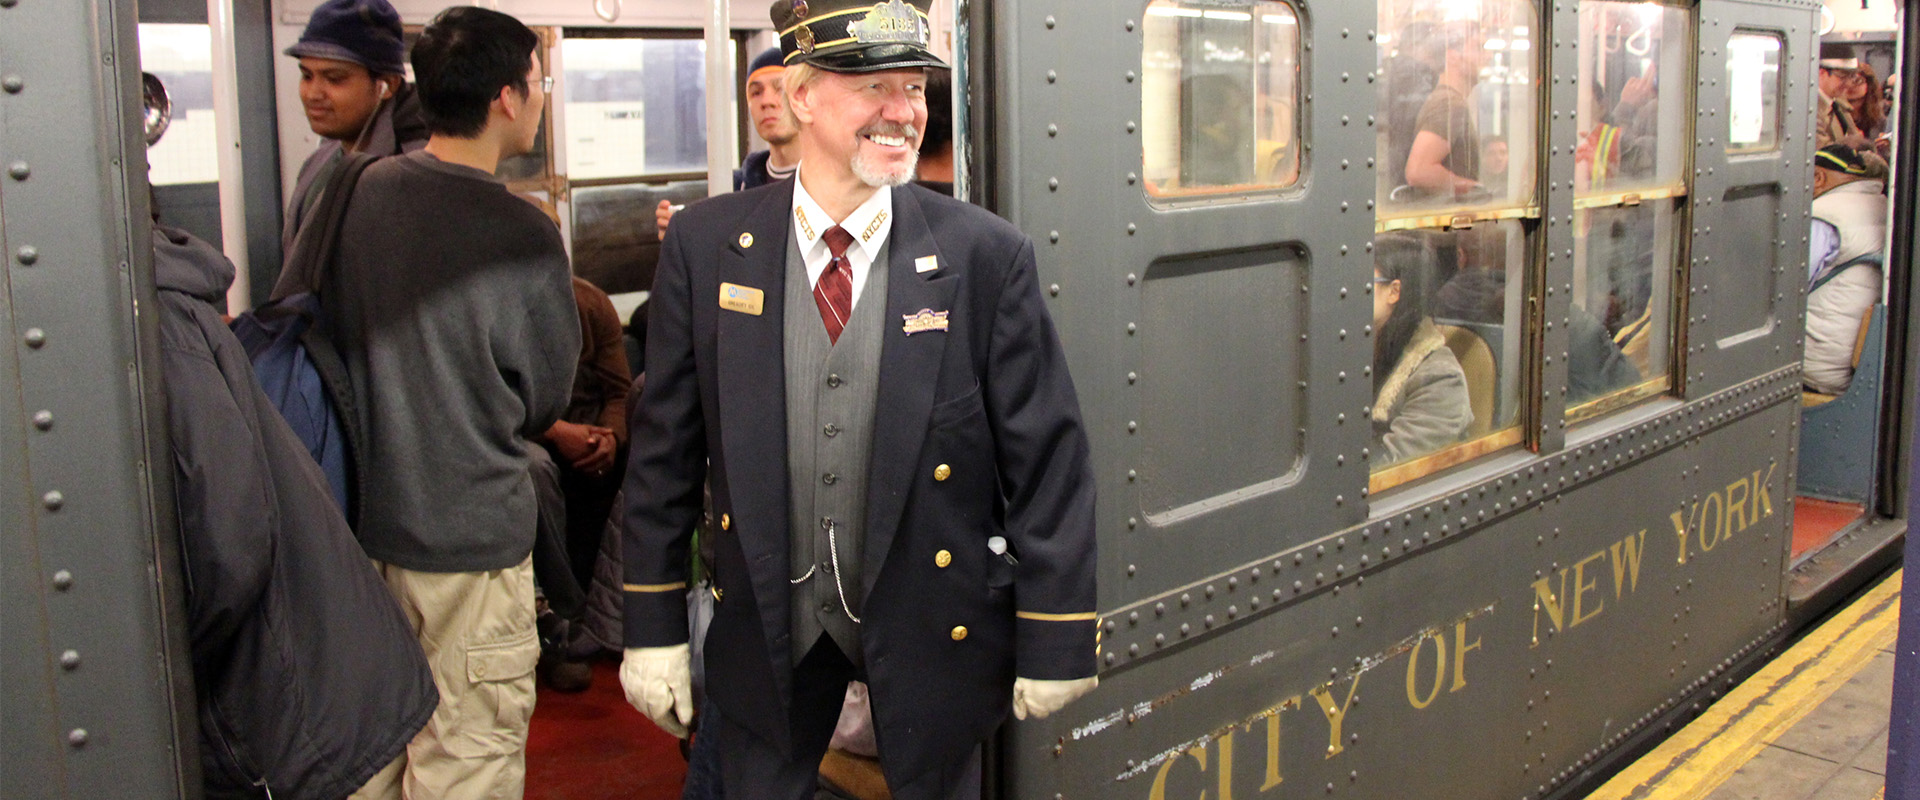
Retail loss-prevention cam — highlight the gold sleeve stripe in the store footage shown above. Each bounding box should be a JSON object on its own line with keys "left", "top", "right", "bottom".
{"left": 1016, "top": 611, "right": 1098, "bottom": 622}
{"left": 623, "top": 581, "right": 688, "bottom": 593}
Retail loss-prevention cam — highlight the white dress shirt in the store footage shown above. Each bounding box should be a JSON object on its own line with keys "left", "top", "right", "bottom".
{"left": 792, "top": 175, "right": 893, "bottom": 311}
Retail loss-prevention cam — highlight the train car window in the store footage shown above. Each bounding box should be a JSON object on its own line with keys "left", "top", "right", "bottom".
{"left": 1376, "top": 0, "right": 1540, "bottom": 220}
{"left": 560, "top": 31, "right": 713, "bottom": 296}
{"left": 562, "top": 36, "right": 710, "bottom": 180}
{"left": 1140, "top": 0, "right": 1302, "bottom": 198}
{"left": 1726, "top": 32, "right": 1783, "bottom": 153}
{"left": 1369, "top": 222, "right": 1528, "bottom": 492}
{"left": 1566, "top": 1, "right": 1691, "bottom": 422}
{"left": 138, "top": 24, "right": 219, "bottom": 186}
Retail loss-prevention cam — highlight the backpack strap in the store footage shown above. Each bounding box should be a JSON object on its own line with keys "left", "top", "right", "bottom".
{"left": 270, "top": 152, "right": 379, "bottom": 301}
{"left": 1812, "top": 252, "right": 1882, "bottom": 294}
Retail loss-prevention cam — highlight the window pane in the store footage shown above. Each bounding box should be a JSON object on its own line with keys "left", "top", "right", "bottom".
{"left": 1569, "top": 204, "right": 1677, "bottom": 416}
{"left": 139, "top": 24, "right": 219, "bottom": 186}
{"left": 564, "top": 37, "right": 709, "bottom": 180}
{"left": 1377, "top": 0, "right": 1540, "bottom": 215}
{"left": 1727, "top": 32, "right": 1782, "bottom": 153}
{"left": 1573, "top": 2, "right": 1690, "bottom": 195}
{"left": 569, "top": 179, "right": 707, "bottom": 295}
{"left": 1141, "top": 0, "right": 1302, "bottom": 198}
{"left": 1370, "top": 223, "right": 1525, "bottom": 477}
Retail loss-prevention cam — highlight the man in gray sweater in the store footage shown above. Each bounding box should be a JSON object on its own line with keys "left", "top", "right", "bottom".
{"left": 320, "top": 8, "right": 578, "bottom": 797}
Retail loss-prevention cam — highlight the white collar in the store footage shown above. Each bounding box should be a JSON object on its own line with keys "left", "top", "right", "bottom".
{"left": 792, "top": 175, "right": 893, "bottom": 261}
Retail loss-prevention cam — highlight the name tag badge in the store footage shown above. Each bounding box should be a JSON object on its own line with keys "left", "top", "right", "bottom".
{"left": 719, "top": 282, "right": 765, "bottom": 316}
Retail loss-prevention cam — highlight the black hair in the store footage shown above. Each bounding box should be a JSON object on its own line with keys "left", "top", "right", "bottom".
{"left": 411, "top": 6, "right": 539, "bottom": 138}
{"left": 1373, "top": 231, "right": 1436, "bottom": 392}
{"left": 919, "top": 69, "right": 952, "bottom": 157}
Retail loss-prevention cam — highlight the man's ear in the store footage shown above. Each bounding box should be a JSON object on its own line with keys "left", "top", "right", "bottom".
{"left": 497, "top": 84, "right": 521, "bottom": 121}
{"left": 788, "top": 81, "right": 813, "bottom": 125}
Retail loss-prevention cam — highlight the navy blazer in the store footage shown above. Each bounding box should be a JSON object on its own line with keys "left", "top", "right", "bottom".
{"left": 621, "top": 181, "right": 1097, "bottom": 783}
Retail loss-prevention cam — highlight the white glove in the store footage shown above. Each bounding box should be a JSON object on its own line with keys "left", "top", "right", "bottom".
{"left": 1012, "top": 676, "right": 1098, "bottom": 720}
{"left": 621, "top": 644, "right": 694, "bottom": 738}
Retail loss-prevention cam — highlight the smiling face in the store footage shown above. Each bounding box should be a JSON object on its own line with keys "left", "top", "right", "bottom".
{"left": 298, "top": 57, "right": 396, "bottom": 140}
{"left": 792, "top": 67, "right": 928, "bottom": 188}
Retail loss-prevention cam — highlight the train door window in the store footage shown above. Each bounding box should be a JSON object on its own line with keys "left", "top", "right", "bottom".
{"left": 1140, "top": 0, "right": 1302, "bottom": 199}
{"left": 1726, "top": 32, "right": 1783, "bottom": 154}
{"left": 1370, "top": 0, "right": 1542, "bottom": 493}
{"left": 138, "top": 24, "right": 219, "bottom": 186}
{"left": 560, "top": 31, "right": 715, "bottom": 296}
{"left": 1376, "top": 0, "right": 1540, "bottom": 218}
{"left": 1567, "top": 1, "right": 1691, "bottom": 422}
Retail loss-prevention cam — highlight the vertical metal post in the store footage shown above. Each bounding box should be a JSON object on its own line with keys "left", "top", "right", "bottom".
{"left": 1886, "top": 2, "right": 1920, "bottom": 797}
{"left": 952, "top": 0, "right": 971, "bottom": 203}
{"left": 0, "top": 0, "right": 198, "bottom": 795}
{"left": 706, "top": 0, "right": 736, "bottom": 198}
{"left": 207, "top": 0, "right": 249, "bottom": 312}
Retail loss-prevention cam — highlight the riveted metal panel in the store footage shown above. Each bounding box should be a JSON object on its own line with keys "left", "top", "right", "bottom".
{"left": 0, "top": 0, "right": 197, "bottom": 796}
{"left": 1008, "top": 378, "right": 1795, "bottom": 799}
{"left": 1686, "top": 0, "right": 1819, "bottom": 397}
{"left": 987, "top": 0, "right": 1378, "bottom": 638}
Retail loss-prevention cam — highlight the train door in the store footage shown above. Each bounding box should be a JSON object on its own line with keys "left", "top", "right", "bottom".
{"left": 971, "top": 0, "right": 1397, "bottom": 795}
{"left": 1789, "top": 2, "right": 1905, "bottom": 590}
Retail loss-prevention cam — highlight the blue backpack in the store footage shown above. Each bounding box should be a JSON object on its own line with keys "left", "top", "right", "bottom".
{"left": 231, "top": 153, "right": 375, "bottom": 525}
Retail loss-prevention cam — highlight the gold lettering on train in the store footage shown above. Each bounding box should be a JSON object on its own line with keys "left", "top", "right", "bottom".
{"left": 1257, "top": 709, "right": 1291, "bottom": 791}
{"left": 1216, "top": 730, "right": 1236, "bottom": 800}
{"left": 1148, "top": 746, "right": 1207, "bottom": 800}
{"left": 1406, "top": 634, "right": 1446, "bottom": 709}
{"left": 1671, "top": 463, "right": 1775, "bottom": 565}
{"left": 1408, "top": 617, "right": 1485, "bottom": 707}
{"left": 1451, "top": 618, "right": 1482, "bottom": 693}
{"left": 1608, "top": 530, "right": 1647, "bottom": 599}
{"left": 1570, "top": 550, "right": 1608, "bottom": 627}
{"left": 1532, "top": 531, "right": 1648, "bottom": 646}
{"left": 1311, "top": 675, "right": 1362, "bottom": 758}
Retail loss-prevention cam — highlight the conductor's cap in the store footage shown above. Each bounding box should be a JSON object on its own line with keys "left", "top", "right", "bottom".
{"left": 770, "top": 0, "right": 948, "bottom": 73}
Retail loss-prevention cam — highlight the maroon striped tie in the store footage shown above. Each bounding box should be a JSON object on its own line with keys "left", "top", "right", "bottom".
{"left": 814, "top": 226, "right": 855, "bottom": 344}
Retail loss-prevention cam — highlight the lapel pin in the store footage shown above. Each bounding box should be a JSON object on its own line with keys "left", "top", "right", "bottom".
{"left": 902, "top": 308, "right": 951, "bottom": 335}
{"left": 738, "top": 232, "right": 755, "bottom": 249}
{"left": 915, "top": 255, "right": 939, "bottom": 274}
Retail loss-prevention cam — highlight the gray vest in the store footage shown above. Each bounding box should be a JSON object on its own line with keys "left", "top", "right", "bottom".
{"left": 785, "top": 234, "right": 888, "bottom": 667}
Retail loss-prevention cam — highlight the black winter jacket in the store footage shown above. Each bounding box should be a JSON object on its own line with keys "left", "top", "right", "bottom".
{"left": 154, "top": 226, "right": 436, "bottom": 799}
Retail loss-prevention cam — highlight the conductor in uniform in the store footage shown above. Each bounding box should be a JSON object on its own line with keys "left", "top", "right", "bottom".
{"left": 617, "top": 0, "right": 1100, "bottom": 795}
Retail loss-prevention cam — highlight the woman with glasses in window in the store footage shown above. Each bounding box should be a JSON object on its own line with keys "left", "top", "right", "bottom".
{"left": 1372, "top": 233, "right": 1474, "bottom": 466}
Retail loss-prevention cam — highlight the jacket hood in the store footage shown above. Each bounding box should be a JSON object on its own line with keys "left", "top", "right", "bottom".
{"left": 152, "top": 225, "right": 235, "bottom": 303}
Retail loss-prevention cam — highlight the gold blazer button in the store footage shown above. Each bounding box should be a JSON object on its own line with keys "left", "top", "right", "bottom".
{"left": 720, "top": 513, "right": 731, "bottom": 531}
{"left": 934, "top": 464, "right": 952, "bottom": 481}
{"left": 935, "top": 549, "right": 952, "bottom": 568}
{"left": 950, "top": 626, "right": 968, "bottom": 641}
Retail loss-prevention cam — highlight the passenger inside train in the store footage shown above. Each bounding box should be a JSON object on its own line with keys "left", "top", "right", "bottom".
{"left": 1371, "top": 231, "right": 1473, "bottom": 466}
{"left": 1805, "top": 142, "right": 1890, "bottom": 398}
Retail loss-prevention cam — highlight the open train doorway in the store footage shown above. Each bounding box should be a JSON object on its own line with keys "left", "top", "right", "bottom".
{"left": 1789, "top": 0, "right": 1905, "bottom": 610}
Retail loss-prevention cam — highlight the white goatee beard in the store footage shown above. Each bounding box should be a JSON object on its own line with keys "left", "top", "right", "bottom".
{"left": 852, "top": 148, "right": 919, "bottom": 188}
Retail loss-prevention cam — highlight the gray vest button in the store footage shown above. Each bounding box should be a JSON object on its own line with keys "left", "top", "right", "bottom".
{"left": 823, "top": 473, "right": 838, "bottom": 485}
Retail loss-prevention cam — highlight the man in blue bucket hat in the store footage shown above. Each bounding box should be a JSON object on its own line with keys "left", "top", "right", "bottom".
{"left": 281, "top": 0, "right": 427, "bottom": 256}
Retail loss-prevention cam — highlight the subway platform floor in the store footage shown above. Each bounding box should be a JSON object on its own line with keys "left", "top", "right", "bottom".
{"left": 1583, "top": 570, "right": 1902, "bottom": 800}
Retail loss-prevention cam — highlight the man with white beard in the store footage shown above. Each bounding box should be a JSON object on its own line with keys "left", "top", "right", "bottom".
{"left": 616, "top": 1, "right": 1100, "bottom": 796}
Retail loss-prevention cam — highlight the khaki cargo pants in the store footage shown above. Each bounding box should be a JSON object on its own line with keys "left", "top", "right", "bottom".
{"left": 352, "top": 557, "right": 539, "bottom": 800}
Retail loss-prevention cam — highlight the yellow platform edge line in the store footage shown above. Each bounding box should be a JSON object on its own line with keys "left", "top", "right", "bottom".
{"left": 1585, "top": 570, "right": 1902, "bottom": 800}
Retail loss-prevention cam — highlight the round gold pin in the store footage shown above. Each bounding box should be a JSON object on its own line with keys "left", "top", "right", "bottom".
{"left": 795, "top": 25, "right": 815, "bottom": 53}
{"left": 738, "top": 233, "right": 754, "bottom": 249}
{"left": 934, "top": 549, "right": 952, "bottom": 568}
{"left": 792, "top": 0, "right": 809, "bottom": 18}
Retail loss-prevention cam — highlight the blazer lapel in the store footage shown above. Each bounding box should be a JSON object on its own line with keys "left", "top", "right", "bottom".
{"left": 862, "top": 187, "right": 957, "bottom": 597}
{"left": 715, "top": 184, "right": 796, "bottom": 657}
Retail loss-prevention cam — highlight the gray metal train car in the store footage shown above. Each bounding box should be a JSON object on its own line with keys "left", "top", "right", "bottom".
{"left": 3, "top": 0, "right": 1911, "bottom": 797}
